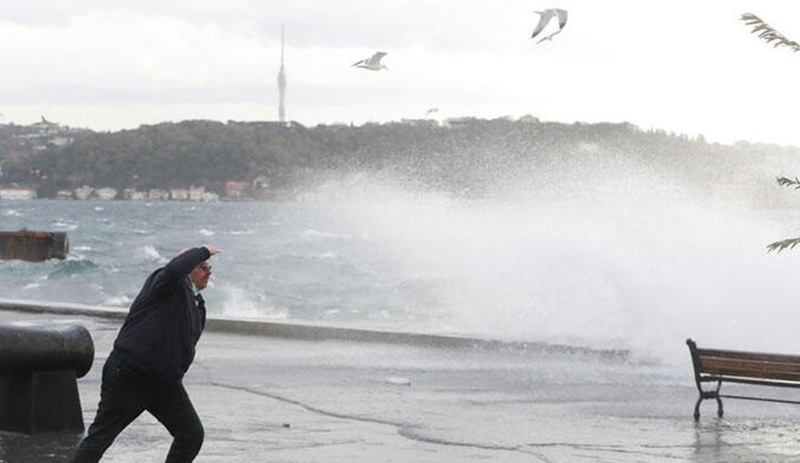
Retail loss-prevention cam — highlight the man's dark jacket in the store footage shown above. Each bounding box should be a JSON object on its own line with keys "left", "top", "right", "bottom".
{"left": 113, "top": 246, "right": 210, "bottom": 381}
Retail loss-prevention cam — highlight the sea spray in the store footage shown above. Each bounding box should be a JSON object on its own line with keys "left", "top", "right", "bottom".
{"left": 303, "top": 163, "right": 800, "bottom": 365}
{"left": 1, "top": 161, "right": 799, "bottom": 366}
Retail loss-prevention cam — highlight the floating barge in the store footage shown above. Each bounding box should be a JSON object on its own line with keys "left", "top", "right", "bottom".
{"left": 0, "top": 231, "right": 69, "bottom": 261}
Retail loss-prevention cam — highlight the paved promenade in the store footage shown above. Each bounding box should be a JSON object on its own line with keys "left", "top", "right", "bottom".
{"left": 2, "top": 305, "right": 800, "bottom": 462}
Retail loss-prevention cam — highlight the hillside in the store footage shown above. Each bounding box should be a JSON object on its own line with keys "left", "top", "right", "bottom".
{"left": 1, "top": 117, "right": 799, "bottom": 205}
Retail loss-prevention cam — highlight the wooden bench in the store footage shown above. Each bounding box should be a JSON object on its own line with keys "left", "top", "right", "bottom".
{"left": 686, "top": 338, "right": 800, "bottom": 420}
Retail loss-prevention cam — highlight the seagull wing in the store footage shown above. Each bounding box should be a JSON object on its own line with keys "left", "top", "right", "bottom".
{"left": 531, "top": 10, "right": 554, "bottom": 39}
{"left": 554, "top": 9, "right": 568, "bottom": 29}
{"left": 368, "top": 51, "right": 387, "bottom": 66}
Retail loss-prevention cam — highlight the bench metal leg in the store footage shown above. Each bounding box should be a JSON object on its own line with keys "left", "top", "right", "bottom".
{"left": 694, "top": 386, "right": 724, "bottom": 421}
{"left": 694, "top": 396, "right": 702, "bottom": 421}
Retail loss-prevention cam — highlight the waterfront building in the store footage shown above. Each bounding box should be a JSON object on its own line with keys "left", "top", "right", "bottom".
{"left": 148, "top": 189, "right": 169, "bottom": 201}
{"left": 201, "top": 191, "right": 219, "bottom": 202}
{"left": 225, "top": 181, "right": 250, "bottom": 198}
{"left": 56, "top": 189, "right": 73, "bottom": 200}
{"left": 189, "top": 186, "right": 206, "bottom": 201}
{"left": 123, "top": 188, "right": 146, "bottom": 201}
{"left": 0, "top": 185, "right": 37, "bottom": 200}
{"left": 170, "top": 188, "right": 189, "bottom": 201}
{"left": 95, "top": 187, "right": 118, "bottom": 200}
{"left": 73, "top": 186, "right": 93, "bottom": 200}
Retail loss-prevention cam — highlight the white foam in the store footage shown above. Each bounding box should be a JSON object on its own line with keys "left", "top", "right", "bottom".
{"left": 317, "top": 167, "right": 800, "bottom": 364}
{"left": 142, "top": 245, "right": 166, "bottom": 262}
{"left": 103, "top": 295, "right": 132, "bottom": 307}
{"left": 218, "top": 285, "right": 289, "bottom": 320}
{"left": 52, "top": 219, "right": 79, "bottom": 230}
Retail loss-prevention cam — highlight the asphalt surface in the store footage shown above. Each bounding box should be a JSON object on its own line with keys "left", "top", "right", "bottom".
{"left": 2, "top": 307, "right": 800, "bottom": 462}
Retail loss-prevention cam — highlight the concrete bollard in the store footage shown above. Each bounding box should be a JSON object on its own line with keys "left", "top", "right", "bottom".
{"left": 0, "top": 324, "right": 94, "bottom": 434}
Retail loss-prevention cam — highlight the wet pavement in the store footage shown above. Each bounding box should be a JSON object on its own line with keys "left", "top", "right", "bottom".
{"left": 3, "top": 309, "right": 800, "bottom": 462}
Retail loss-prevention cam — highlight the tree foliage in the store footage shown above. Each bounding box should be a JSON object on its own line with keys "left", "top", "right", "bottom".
{"left": 741, "top": 13, "right": 800, "bottom": 53}
{"left": 1, "top": 117, "right": 798, "bottom": 210}
{"left": 742, "top": 13, "right": 800, "bottom": 251}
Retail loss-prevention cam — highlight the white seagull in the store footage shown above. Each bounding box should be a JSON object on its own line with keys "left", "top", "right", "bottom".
{"left": 353, "top": 51, "right": 388, "bottom": 71}
{"left": 531, "top": 8, "right": 568, "bottom": 43}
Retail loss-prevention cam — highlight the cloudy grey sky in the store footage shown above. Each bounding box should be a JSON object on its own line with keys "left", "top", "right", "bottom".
{"left": 2, "top": 0, "right": 800, "bottom": 146}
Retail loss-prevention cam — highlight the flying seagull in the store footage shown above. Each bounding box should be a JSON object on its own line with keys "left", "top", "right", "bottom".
{"left": 531, "top": 8, "right": 568, "bottom": 43}
{"left": 353, "top": 51, "right": 388, "bottom": 71}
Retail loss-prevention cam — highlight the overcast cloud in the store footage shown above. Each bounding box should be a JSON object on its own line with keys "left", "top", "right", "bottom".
{"left": 2, "top": 1, "right": 800, "bottom": 146}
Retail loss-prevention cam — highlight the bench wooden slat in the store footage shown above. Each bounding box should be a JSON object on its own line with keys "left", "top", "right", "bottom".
{"left": 699, "top": 357, "right": 800, "bottom": 376}
{"left": 701, "top": 366, "right": 800, "bottom": 383}
{"left": 720, "top": 377, "right": 800, "bottom": 389}
{"left": 696, "top": 348, "right": 800, "bottom": 365}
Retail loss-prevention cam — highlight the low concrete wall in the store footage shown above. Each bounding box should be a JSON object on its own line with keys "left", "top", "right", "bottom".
{"left": 0, "top": 298, "right": 628, "bottom": 359}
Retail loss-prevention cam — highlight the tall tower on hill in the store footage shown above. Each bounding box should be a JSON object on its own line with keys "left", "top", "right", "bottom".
{"left": 277, "top": 24, "right": 287, "bottom": 124}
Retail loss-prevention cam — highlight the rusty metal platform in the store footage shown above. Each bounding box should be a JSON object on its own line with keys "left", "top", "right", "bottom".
{"left": 0, "top": 231, "right": 69, "bottom": 261}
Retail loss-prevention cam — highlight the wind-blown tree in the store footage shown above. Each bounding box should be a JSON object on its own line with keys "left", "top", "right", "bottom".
{"left": 741, "top": 13, "right": 800, "bottom": 252}
{"left": 741, "top": 13, "right": 800, "bottom": 53}
{"left": 767, "top": 177, "right": 800, "bottom": 252}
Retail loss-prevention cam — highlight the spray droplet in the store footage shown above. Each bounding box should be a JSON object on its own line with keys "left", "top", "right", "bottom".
{"left": 385, "top": 376, "right": 411, "bottom": 385}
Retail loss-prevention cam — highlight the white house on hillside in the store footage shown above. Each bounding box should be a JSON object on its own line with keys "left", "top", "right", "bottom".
{"left": 0, "top": 185, "right": 37, "bottom": 200}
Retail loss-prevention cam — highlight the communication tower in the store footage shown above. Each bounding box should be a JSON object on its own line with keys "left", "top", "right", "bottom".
{"left": 277, "top": 24, "right": 287, "bottom": 124}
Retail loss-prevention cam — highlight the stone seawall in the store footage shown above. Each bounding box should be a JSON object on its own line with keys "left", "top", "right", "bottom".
{"left": 0, "top": 298, "right": 628, "bottom": 359}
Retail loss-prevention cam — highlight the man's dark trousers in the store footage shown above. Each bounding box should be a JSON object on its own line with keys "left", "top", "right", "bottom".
{"left": 68, "top": 351, "right": 204, "bottom": 463}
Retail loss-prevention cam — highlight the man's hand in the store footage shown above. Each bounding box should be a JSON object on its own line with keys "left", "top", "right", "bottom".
{"left": 203, "top": 244, "right": 221, "bottom": 256}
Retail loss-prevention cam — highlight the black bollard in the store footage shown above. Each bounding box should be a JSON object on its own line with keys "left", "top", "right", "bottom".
{"left": 0, "top": 324, "right": 94, "bottom": 434}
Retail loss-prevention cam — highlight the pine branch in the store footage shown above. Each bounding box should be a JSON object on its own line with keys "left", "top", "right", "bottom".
{"left": 767, "top": 237, "right": 800, "bottom": 253}
{"left": 776, "top": 176, "right": 800, "bottom": 189}
{"left": 741, "top": 13, "right": 800, "bottom": 53}
{"left": 769, "top": 177, "right": 800, "bottom": 251}
{"left": 742, "top": 14, "right": 800, "bottom": 253}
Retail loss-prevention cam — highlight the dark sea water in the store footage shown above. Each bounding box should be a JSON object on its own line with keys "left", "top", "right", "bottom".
{"left": 0, "top": 199, "right": 439, "bottom": 325}
{"left": 2, "top": 186, "right": 800, "bottom": 365}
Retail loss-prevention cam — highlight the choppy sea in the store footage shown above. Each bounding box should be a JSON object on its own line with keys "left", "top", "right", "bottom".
{"left": 3, "top": 185, "right": 800, "bottom": 365}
